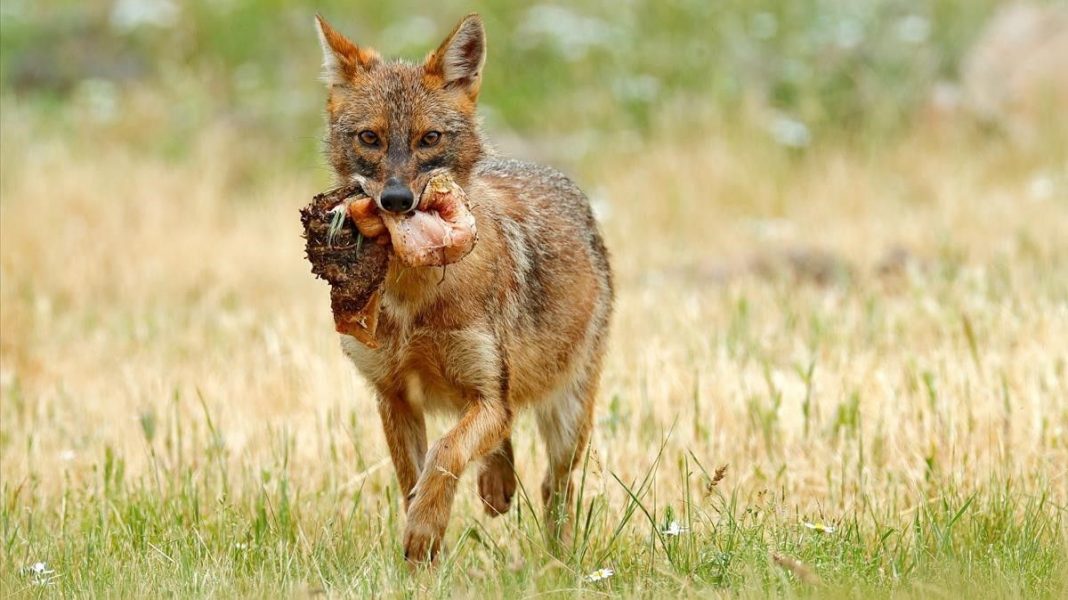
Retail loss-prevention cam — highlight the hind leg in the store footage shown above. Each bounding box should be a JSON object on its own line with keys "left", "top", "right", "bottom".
{"left": 536, "top": 369, "right": 599, "bottom": 543}
{"left": 477, "top": 437, "right": 517, "bottom": 516}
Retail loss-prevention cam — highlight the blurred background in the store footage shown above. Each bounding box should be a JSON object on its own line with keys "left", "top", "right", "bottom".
{"left": 2, "top": 0, "right": 1065, "bottom": 175}
{"left": 1, "top": 0, "right": 1066, "bottom": 563}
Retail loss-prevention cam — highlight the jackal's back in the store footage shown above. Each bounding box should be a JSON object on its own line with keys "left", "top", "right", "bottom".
{"left": 473, "top": 157, "right": 614, "bottom": 406}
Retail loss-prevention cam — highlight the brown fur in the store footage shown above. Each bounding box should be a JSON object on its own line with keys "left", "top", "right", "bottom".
{"left": 315, "top": 13, "right": 613, "bottom": 564}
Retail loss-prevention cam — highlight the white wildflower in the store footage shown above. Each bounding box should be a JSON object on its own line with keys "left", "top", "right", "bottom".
{"left": 29, "top": 562, "right": 51, "bottom": 574}
{"left": 24, "top": 561, "right": 57, "bottom": 586}
{"left": 662, "top": 521, "right": 690, "bottom": 536}
{"left": 802, "top": 521, "right": 836, "bottom": 534}
{"left": 586, "top": 567, "right": 615, "bottom": 582}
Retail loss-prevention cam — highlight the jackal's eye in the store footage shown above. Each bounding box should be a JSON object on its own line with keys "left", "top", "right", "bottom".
{"left": 357, "top": 130, "right": 379, "bottom": 147}
{"left": 420, "top": 131, "right": 441, "bottom": 147}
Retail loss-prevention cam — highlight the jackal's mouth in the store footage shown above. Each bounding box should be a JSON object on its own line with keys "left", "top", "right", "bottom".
{"left": 377, "top": 173, "right": 477, "bottom": 268}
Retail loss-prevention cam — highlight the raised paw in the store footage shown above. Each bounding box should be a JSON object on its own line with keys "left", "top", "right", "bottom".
{"left": 478, "top": 459, "right": 517, "bottom": 516}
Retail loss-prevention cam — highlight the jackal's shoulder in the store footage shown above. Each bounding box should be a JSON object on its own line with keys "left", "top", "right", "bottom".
{"left": 472, "top": 156, "right": 613, "bottom": 294}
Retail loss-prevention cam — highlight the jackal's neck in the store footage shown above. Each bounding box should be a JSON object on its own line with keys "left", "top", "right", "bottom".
{"left": 453, "top": 130, "right": 488, "bottom": 187}
{"left": 381, "top": 262, "right": 443, "bottom": 319}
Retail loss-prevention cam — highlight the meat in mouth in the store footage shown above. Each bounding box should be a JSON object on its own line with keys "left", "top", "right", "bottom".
{"left": 369, "top": 173, "right": 477, "bottom": 268}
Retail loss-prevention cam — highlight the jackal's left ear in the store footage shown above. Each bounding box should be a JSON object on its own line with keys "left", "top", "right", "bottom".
{"left": 315, "top": 14, "right": 380, "bottom": 86}
{"left": 425, "top": 14, "right": 486, "bottom": 100}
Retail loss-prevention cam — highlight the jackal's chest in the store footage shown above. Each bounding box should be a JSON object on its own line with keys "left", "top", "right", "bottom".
{"left": 339, "top": 324, "right": 494, "bottom": 412}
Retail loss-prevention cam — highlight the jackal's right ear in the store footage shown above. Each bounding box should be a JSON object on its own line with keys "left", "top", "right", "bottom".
{"left": 315, "top": 14, "right": 379, "bottom": 85}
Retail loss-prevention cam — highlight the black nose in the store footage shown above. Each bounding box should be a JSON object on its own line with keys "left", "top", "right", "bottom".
{"left": 379, "top": 180, "right": 415, "bottom": 214}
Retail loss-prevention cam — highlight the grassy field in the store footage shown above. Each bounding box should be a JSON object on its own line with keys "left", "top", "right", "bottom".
{"left": 2, "top": 1, "right": 1068, "bottom": 598}
{"left": 2, "top": 107, "right": 1066, "bottom": 597}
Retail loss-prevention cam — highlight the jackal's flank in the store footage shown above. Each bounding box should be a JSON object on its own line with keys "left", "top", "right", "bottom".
{"left": 314, "top": 13, "right": 614, "bottom": 563}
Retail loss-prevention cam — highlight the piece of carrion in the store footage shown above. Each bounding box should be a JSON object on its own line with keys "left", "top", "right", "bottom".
{"left": 301, "top": 172, "right": 477, "bottom": 348}
{"left": 300, "top": 184, "right": 389, "bottom": 348}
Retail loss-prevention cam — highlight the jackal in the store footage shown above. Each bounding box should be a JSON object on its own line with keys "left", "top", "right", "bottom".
{"left": 314, "top": 13, "right": 613, "bottom": 564}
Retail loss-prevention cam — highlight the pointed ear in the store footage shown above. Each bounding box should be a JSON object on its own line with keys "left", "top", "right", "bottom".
{"left": 424, "top": 14, "right": 486, "bottom": 100}
{"left": 315, "top": 14, "right": 380, "bottom": 86}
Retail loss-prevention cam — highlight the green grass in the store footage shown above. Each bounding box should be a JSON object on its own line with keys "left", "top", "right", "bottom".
{"left": 3, "top": 439, "right": 1065, "bottom": 597}
{"left": 2, "top": 110, "right": 1065, "bottom": 596}
{"left": 2, "top": 114, "right": 1065, "bottom": 596}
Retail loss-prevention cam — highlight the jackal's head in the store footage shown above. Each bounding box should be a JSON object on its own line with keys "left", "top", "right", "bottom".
{"left": 316, "top": 14, "right": 486, "bottom": 214}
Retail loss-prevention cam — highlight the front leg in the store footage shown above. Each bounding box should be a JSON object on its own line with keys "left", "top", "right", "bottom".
{"left": 377, "top": 391, "right": 427, "bottom": 509}
{"left": 404, "top": 397, "right": 511, "bottom": 563}
{"left": 403, "top": 326, "right": 512, "bottom": 559}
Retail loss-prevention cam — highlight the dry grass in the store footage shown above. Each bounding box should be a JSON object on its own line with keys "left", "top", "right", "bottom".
{"left": 1, "top": 101, "right": 1066, "bottom": 595}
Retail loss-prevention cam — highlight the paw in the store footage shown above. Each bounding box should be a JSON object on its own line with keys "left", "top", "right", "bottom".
{"left": 403, "top": 523, "right": 444, "bottom": 565}
{"left": 478, "top": 460, "right": 516, "bottom": 516}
